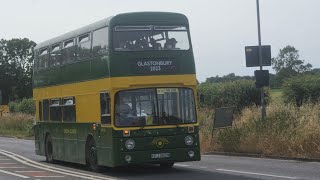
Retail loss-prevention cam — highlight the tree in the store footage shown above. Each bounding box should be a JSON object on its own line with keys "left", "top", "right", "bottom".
{"left": 272, "top": 45, "right": 312, "bottom": 74}
{"left": 271, "top": 45, "right": 312, "bottom": 87}
{"left": 0, "top": 38, "right": 36, "bottom": 100}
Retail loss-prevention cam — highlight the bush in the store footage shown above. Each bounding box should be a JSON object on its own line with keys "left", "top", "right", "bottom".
{"left": 198, "top": 80, "right": 269, "bottom": 113}
{"left": 8, "top": 98, "right": 35, "bottom": 115}
{"left": 200, "top": 103, "right": 320, "bottom": 158}
{"left": 0, "top": 113, "right": 34, "bottom": 137}
{"left": 283, "top": 75, "right": 320, "bottom": 106}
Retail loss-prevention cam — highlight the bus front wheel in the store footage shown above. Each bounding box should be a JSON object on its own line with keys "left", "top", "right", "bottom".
{"left": 86, "top": 138, "right": 100, "bottom": 172}
{"left": 45, "top": 134, "right": 54, "bottom": 163}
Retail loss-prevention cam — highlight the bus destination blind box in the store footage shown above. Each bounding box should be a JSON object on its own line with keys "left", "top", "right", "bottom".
{"left": 254, "top": 70, "right": 269, "bottom": 88}
{"left": 245, "top": 45, "right": 271, "bottom": 67}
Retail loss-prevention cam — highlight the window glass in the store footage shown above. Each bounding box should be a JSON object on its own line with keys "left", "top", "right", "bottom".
{"left": 43, "top": 100, "right": 49, "bottom": 121}
{"left": 50, "top": 99, "right": 61, "bottom": 121}
{"left": 62, "top": 39, "right": 76, "bottom": 64}
{"left": 100, "top": 92, "right": 110, "bottom": 124}
{"left": 39, "top": 101, "right": 43, "bottom": 121}
{"left": 50, "top": 43, "right": 62, "bottom": 67}
{"left": 92, "top": 27, "right": 108, "bottom": 56}
{"left": 39, "top": 48, "right": 49, "bottom": 69}
{"left": 113, "top": 26, "right": 190, "bottom": 51}
{"left": 78, "top": 33, "right": 91, "bottom": 59}
{"left": 115, "top": 88, "right": 196, "bottom": 127}
{"left": 34, "top": 50, "right": 39, "bottom": 71}
{"left": 62, "top": 97, "right": 76, "bottom": 122}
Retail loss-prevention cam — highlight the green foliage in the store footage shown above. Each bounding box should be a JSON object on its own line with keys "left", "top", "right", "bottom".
{"left": 205, "top": 73, "right": 254, "bottom": 84}
{"left": 198, "top": 80, "right": 268, "bottom": 112}
{"left": 8, "top": 98, "right": 35, "bottom": 115}
{"left": 0, "top": 113, "right": 34, "bottom": 137}
{"left": 0, "top": 38, "right": 36, "bottom": 101}
{"left": 271, "top": 45, "right": 312, "bottom": 87}
{"left": 283, "top": 75, "right": 320, "bottom": 106}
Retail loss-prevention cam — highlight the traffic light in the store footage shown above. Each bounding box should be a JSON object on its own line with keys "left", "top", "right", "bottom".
{"left": 254, "top": 70, "right": 269, "bottom": 88}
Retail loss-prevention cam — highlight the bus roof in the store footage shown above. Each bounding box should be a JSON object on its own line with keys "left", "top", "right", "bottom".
{"left": 35, "top": 12, "right": 188, "bottom": 50}
{"left": 35, "top": 16, "right": 112, "bottom": 50}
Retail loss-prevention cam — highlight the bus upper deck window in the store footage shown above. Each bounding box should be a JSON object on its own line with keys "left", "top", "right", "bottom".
{"left": 78, "top": 33, "right": 91, "bottom": 60}
{"left": 62, "top": 38, "right": 76, "bottom": 64}
{"left": 39, "top": 48, "right": 49, "bottom": 69}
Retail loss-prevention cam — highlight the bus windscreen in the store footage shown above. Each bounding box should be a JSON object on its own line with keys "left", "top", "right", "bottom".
{"left": 115, "top": 88, "right": 196, "bottom": 127}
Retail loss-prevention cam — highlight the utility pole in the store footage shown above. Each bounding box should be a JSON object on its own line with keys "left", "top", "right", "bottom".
{"left": 256, "top": 0, "right": 266, "bottom": 121}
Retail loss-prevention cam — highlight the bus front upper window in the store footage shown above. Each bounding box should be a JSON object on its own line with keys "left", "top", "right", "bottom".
{"left": 113, "top": 26, "right": 190, "bottom": 51}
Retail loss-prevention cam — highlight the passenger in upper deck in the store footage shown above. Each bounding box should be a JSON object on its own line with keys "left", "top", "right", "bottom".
{"left": 150, "top": 38, "right": 161, "bottom": 50}
{"left": 164, "top": 38, "right": 177, "bottom": 49}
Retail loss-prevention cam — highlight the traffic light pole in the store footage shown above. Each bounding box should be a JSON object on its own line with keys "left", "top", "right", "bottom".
{"left": 256, "top": 0, "right": 266, "bottom": 122}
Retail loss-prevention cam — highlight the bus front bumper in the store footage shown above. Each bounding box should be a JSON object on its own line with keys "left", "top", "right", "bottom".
{"left": 119, "top": 147, "right": 200, "bottom": 165}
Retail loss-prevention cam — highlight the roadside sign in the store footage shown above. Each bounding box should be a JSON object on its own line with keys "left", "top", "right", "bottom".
{"left": 213, "top": 107, "right": 234, "bottom": 128}
{"left": 245, "top": 45, "right": 271, "bottom": 67}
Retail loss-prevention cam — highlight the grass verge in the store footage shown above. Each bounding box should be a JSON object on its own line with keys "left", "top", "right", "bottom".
{"left": 0, "top": 113, "right": 34, "bottom": 138}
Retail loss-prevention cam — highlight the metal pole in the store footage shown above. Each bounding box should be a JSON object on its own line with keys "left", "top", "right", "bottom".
{"left": 256, "top": 0, "right": 266, "bottom": 121}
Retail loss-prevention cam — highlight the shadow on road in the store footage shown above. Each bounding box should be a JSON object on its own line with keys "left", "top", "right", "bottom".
{"left": 46, "top": 161, "right": 260, "bottom": 180}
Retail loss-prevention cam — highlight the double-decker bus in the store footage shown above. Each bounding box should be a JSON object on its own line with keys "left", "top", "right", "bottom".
{"left": 33, "top": 12, "right": 200, "bottom": 171}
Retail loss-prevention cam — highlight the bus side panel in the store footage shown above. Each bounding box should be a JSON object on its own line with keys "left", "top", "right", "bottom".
{"left": 97, "top": 126, "right": 114, "bottom": 167}
{"left": 77, "top": 123, "right": 97, "bottom": 165}
{"left": 34, "top": 124, "right": 41, "bottom": 155}
{"left": 63, "top": 123, "right": 78, "bottom": 163}
{"left": 49, "top": 123, "right": 65, "bottom": 161}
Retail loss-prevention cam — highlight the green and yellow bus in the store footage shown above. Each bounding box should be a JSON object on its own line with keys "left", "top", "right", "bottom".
{"left": 33, "top": 12, "right": 200, "bottom": 171}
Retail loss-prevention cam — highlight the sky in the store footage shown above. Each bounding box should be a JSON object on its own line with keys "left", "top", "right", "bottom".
{"left": 1, "top": 0, "right": 319, "bottom": 82}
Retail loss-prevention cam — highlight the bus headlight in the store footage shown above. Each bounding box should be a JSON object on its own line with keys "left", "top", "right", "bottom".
{"left": 185, "top": 135, "right": 194, "bottom": 146}
{"left": 125, "top": 139, "right": 135, "bottom": 150}
{"left": 188, "top": 150, "right": 195, "bottom": 158}
{"left": 125, "top": 154, "right": 132, "bottom": 162}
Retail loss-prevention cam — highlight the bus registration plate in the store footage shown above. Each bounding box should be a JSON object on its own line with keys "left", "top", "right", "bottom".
{"left": 151, "top": 153, "right": 170, "bottom": 159}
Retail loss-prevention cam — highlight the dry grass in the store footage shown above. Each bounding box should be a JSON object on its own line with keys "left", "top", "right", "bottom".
{"left": 0, "top": 113, "right": 34, "bottom": 138}
{"left": 199, "top": 103, "right": 320, "bottom": 158}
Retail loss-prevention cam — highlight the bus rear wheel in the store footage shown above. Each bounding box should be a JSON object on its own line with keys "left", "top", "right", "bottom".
{"left": 45, "top": 135, "right": 54, "bottom": 163}
{"left": 160, "top": 162, "right": 174, "bottom": 168}
{"left": 86, "top": 138, "right": 101, "bottom": 172}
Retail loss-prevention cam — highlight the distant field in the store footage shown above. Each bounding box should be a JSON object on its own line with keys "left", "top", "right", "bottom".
{"left": 270, "top": 88, "right": 283, "bottom": 104}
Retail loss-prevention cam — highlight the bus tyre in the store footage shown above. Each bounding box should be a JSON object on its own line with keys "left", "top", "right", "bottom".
{"left": 86, "top": 138, "right": 100, "bottom": 172}
{"left": 45, "top": 135, "right": 54, "bottom": 163}
{"left": 160, "top": 162, "right": 174, "bottom": 168}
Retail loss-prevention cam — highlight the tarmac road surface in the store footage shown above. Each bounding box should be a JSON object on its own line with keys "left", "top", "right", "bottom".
{"left": 0, "top": 137, "right": 319, "bottom": 180}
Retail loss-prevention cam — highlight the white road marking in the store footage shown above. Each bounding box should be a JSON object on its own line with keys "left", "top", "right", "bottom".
{"left": 0, "top": 169, "right": 29, "bottom": 178}
{"left": 16, "top": 171, "right": 46, "bottom": 173}
{"left": 175, "top": 164, "right": 190, "bottom": 167}
{"left": 0, "top": 166, "right": 25, "bottom": 168}
{"left": 0, "top": 149, "right": 118, "bottom": 180}
{"left": 216, "top": 168, "right": 298, "bottom": 179}
{"left": 34, "top": 175, "right": 65, "bottom": 178}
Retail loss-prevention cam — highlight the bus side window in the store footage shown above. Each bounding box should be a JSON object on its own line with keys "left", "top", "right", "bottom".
{"left": 62, "top": 38, "right": 76, "bottom": 64}
{"left": 62, "top": 97, "right": 76, "bottom": 122}
{"left": 77, "top": 33, "right": 91, "bottom": 60}
{"left": 39, "top": 48, "right": 49, "bottom": 69}
{"left": 34, "top": 50, "right": 39, "bottom": 71}
{"left": 100, "top": 92, "right": 110, "bottom": 124}
{"left": 43, "top": 100, "right": 49, "bottom": 121}
{"left": 50, "top": 99, "right": 62, "bottom": 121}
{"left": 39, "top": 101, "right": 43, "bottom": 121}
{"left": 50, "top": 43, "right": 62, "bottom": 67}
{"left": 92, "top": 27, "right": 108, "bottom": 56}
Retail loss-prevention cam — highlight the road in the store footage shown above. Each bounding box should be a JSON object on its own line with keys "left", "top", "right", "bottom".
{"left": 0, "top": 137, "right": 319, "bottom": 180}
